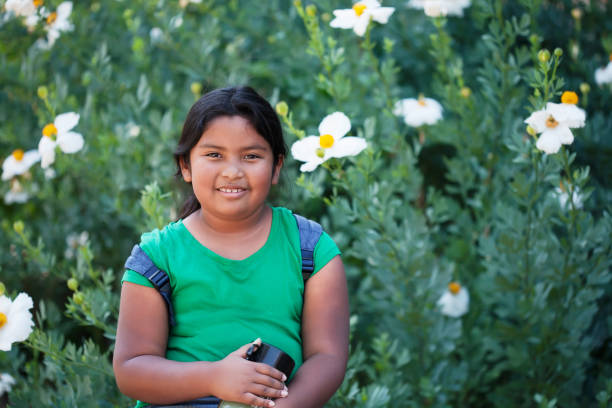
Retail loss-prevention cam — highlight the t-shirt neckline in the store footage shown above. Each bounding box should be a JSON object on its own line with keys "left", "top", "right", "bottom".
{"left": 177, "top": 207, "right": 278, "bottom": 265}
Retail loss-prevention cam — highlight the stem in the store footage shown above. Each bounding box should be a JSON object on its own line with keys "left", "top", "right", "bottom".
{"left": 362, "top": 23, "right": 394, "bottom": 111}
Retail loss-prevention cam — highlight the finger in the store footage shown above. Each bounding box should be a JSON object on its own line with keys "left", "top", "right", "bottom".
{"left": 241, "top": 392, "right": 277, "bottom": 408}
{"left": 252, "top": 372, "right": 287, "bottom": 391}
{"left": 249, "top": 382, "right": 289, "bottom": 399}
{"left": 254, "top": 362, "right": 287, "bottom": 382}
{"left": 231, "top": 338, "right": 262, "bottom": 358}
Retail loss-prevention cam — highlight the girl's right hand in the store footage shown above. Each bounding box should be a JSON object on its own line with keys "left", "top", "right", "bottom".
{"left": 210, "top": 340, "right": 289, "bottom": 407}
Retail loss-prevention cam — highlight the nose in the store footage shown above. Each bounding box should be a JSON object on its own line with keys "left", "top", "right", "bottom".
{"left": 221, "top": 161, "right": 244, "bottom": 179}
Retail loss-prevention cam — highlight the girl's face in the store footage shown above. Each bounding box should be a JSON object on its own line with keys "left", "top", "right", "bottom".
{"left": 180, "top": 115, "right": 283, "bottom": 222}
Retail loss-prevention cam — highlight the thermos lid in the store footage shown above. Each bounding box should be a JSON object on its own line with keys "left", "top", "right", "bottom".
{"left": 246, "top": 342, "right": 295, "bottom": 378}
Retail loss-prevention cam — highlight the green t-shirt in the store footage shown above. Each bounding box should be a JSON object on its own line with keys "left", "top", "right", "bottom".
{"left": 122, "top": 206, "right": 340, "bottom": 405}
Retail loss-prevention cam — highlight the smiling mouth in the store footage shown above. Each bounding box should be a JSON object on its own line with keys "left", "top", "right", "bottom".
{"left": 217, "top": 187, "right": 247, "bottom": 193}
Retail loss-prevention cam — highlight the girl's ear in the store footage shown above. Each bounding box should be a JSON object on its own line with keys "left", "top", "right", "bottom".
{"left": 271, "top": 155, "right": 284, "bottom": 185}
{"left": 179, "top": 156, "right": 192, "bottom": 183}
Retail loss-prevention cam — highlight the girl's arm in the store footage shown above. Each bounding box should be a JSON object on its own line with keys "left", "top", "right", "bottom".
{"left": 113, "top": 282, "right": 287, "bottom": 407}
{"left": 275, "top": 255, "right": 350, "bottom": 408}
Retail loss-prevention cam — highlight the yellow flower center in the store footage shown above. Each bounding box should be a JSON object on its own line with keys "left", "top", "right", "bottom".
{"left": 12, "top": 149, "right": 25, "bottom": 161}
{"left": 561, "top": 91, "right": 578, "bottom": 105}
{"left": 46, "top": 11, "right": 57, "bottom": 25}
{"left": 319, "top": 134, "right": 335, "bottom": 149}
{"left": 33, "top": 0, "right": 43, "bottom": 7}
{"left": 0, "top": 312, "right": 7, "bottom": 328}
{"left": 545, "top": 115, "right": 559, "bottom": 128}
{"left": 418, "top": 94, "right": 427, "bottom": 107}
{"left": 353, "top": 3, "right": 367, "bottom": 16}
{"left": 42, "top": 123, "right": 57, "bottom": 138}
{"left": 448, "top": 282, "right": 461, "bottom": 295}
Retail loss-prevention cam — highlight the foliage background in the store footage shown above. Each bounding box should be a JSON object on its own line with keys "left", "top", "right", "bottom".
{"left": 1, "top": 0, "right": 611, "bottom": 407}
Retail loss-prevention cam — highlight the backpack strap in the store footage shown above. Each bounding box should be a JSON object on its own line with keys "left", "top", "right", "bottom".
{"left": 124, "top": 245, "right": 176, "bottom": 327}
{"left": 293, "top": 214, "right": 323, "bottom": 282}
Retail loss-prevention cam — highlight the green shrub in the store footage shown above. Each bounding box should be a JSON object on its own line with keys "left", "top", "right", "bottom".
{"left": 1, "top": 0, "right": 611, "bottom": 407}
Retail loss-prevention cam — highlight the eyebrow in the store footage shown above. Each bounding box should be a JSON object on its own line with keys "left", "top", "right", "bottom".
{"left": 196, "top": 143, "right": 269, "bottom": 151}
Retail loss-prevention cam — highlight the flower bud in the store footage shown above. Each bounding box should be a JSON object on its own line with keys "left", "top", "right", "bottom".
{"left": 275, "top": 101, "right": 289, "bottom": 116}
{"left": 315, "top": 147, "right": 325, "bottom": 158}
{"left": 554, "top": 48, "right": 563, "bottom": 57}
{"left": 534, "top": 88, "right": 541, "bottom": 97}
{"left": 13, "top": 220, "right": 24, "bottom": 235}
{"left": 579, "top": 82, "right": 590, "bottom": 94}
{"left": 460, "top": 87, "right": 471, "bottom": 98}
{"left": 529, "top": 34, "right": 539, "bottom": 45}
{"left": 538, "top": 49, "right": 551, "bottom": 63}
{"left": 190, "top": 82, "right": 202, "bottom": 95}
{"left": 0, "top": 282, "right": 5, "bottom": 296}
{"left": 306, "top": 4, "right": 317, "bottom": 16}
{"left": 73, "top": 291, "right": 85, "bottom": 305}
{"left": 571, "top": 8, "right": 582, "bottom": 20}
{"left": 293, "top": 0, "right": 302, "bottom": 7}
{"left": 526, "top": 125, "right": 537, "bottom": 137}
{"left": 37, "top": 86, "right": 48, "bottom": 100}
{"left": 67, "top": 278, "right": 79, "bottom": 291}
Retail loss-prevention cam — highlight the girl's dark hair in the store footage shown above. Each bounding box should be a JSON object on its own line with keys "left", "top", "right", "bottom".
{"left": 174, "top": 86, "right": 287, "bottom": 220}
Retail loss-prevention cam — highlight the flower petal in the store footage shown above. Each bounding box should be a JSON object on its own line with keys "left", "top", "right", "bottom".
{"left": 327, "top": 137, "right": 367, "bottom": 158}
{"left": 291, "top": 136, "right": 323, "bottom": 163}
{"left": 318, "top": 112, "right": 351, "bottom": 139}
{"left": 524, "top": 110, "right": 548, "bottom": 134}
{"left": 535, "top": 129, "right": 563, "bottom": 154}
{"left": 38, "top": 137, "right": 57, "bottom": 169}
{"left": 57, "top": 131, "right": 84, "bottom": 153}
{"left": 371, "top": 7, "right": 395, "bottom": 23}
{"left": 330, "top": 9, "right": 358, "bottom": 29}
{"left": 352, "top": 15, "right": 371, "bottom": 37}
{"left": 546, "top": 102, "right": 585, "bottom": 128}
{"left": 56, "top": 1, "right": 72, "bottom": 19}
{"left": 300, "top": 159, "right": 324, "bottom": 172}
{"left": 54, "top": 112, "right": 79, "bottom": 133}
{"left": 437, "top": 288, "right": 469, "bottom": 317}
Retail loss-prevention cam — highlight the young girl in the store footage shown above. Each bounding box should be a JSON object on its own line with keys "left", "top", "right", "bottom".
{"left": 113, "top": 86, "right": 349, "bottom": 408}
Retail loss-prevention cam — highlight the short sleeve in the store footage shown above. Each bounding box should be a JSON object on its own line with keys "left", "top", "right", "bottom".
{"left": 312, "top": 231, "right": 341, "bottom": 276}
{"left": 120, "top": 228, "right": 167, "bottom": 288}
{"left": 121, "top": 269, "right": 154, "bottom": 288}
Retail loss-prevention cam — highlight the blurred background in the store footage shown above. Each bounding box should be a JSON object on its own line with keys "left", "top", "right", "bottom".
{"left": 1, "top": 0, "right": 611, "bottom": 406}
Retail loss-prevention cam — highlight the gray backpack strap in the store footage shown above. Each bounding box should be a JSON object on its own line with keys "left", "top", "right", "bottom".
{"left": 124, "top": 245, "right": 176, "bottom": 327}
{"left": 293, "top": 214, "right": 323, "bottom": 282}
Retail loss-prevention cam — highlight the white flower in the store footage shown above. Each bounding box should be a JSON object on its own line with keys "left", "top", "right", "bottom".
{"left": 44, "top": 1, "right": 73, "bottom": 46}
{"left": 291, "top": 112, "right": 367, "bottom": 172}
{"left": 1, "top": 149, "right": 40, "bottom": 181}
{"left": 407, "top": 0, "right": 471, "bottom": 17}
{"left": 127, "top": 122, "right": 141, "bottom": 138}
{"left": 4, "top": 179, "right": 29, "bottom": 204}
{"left": 44, "top": 167, "right": 56, "bottom": 179}
{"left": 150, "top": 27, "right": 163, "bottom": 42}
{"left": 4, "top": 0, "right": 38, "bottom": 17}
{"left": 37, "top": 112, "right": 84, "bottom": 168}
{"left": 524, "top": 92, "right": 586, "bottom": 155}
{"left": 330, "top": 1, "right": 395, "bottom": 37}
{"left": 0, "top": 292, "right": 34, "bottom": 351}
{"left": 595, "top": 60, "right": 612, "bottom": 86}
{"left": 556, "top": 185, "right": 583, "bottom": 209}
{"left": 393, "top": 95, "right": 443, "bottom": 127}
{"left": 437, "top": 282, "right": 469, "bottom": 317}
{"left": 64, "top": 231, "right": 89, "bottom": 259}
{"left": 179, "top": 0, "right": 201, "bottom": 7}
{"left": 0, "top": 373, "right": 16, "bottom": 397}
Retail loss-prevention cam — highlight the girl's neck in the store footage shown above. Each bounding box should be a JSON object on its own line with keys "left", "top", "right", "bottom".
{"left": 183, "top": 205, "right": 273, "bottom": 260}
{"left": 203, "top": 205, "right": 270, "bottom": 233}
